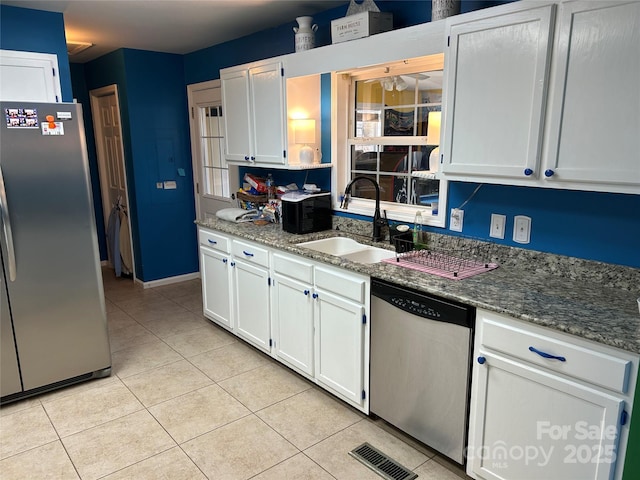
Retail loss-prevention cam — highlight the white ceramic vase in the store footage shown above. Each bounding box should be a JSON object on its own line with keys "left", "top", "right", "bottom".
{"left": 431, "top": 0, "right": 460, "bottom": 21}
{"left": 293, "top": 16, "right": 318, "bottom": 52}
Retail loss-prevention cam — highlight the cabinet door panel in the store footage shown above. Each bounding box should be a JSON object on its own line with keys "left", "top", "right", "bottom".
{"left": 469, "top": 351, "right": 623, "bottom": 480}
{"left": 314, "top": 290, "right": 364, "bottom": 405}
{"left": 250, "top": 63, "right": 286, "bottom": 165}
{"left": 272, "top": 274, "right": 314, "bottom": 376}
{"left": 233, "top": 259, "right": 270, "bottom": 352}
{"left": 442, "top": 5, "right": 555, "bottom": 179}
{"left": 221, "top": 69, "right": 252, "bottom": 162}
{"left": 544, "top": 0, "right": 640, "bottom": 189}
{"left": 200, "top": 245, "right": 232, "bottom": 329}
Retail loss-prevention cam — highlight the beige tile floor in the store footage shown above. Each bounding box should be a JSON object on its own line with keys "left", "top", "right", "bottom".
{"left": 0, "top": 269, "right": 470, "bottom": 480}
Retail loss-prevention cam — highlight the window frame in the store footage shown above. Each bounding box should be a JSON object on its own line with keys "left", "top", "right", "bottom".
{"left": 331, "top": 55, "right": 448, "bottom": 228}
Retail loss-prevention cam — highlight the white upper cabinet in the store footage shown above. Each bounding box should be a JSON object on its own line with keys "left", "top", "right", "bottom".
{"left": 441, "top": 3, "right": 556, "bottom": 180}
{"left": 0, "top": 50, "right": 62, "bottom": 102}
{"left": 221, "top": 60, "right": 287, "bottom": 166}
{"left": 441, "top": 0, "right": 640, "bottom": 194}
{"left": 542, "top": 0, "right": 640, "bottom": 192}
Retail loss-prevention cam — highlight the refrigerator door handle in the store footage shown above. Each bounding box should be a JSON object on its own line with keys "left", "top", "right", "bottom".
{"left": 0, "top": 164, "right": 17, "bottom": 281}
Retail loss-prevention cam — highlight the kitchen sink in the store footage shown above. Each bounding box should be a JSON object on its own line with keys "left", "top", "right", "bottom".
{"left": 296, "top": 236, "right": 395, "bottom": 264}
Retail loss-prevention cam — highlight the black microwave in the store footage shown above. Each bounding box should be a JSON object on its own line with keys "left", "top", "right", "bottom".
{"left": 281, "top": 191, "right": 332, "bottom": 234}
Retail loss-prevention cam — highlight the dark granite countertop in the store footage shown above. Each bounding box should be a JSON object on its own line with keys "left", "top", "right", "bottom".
{"left": 196, "top": 218, "right": 640, "bottom": 354}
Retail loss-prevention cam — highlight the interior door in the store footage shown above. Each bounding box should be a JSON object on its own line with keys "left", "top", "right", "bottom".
{"left": 188, "top": 80, "right": 233, "bottom": 221}
{"left": 90, "top": 86, "right": 134, "bottom": 276}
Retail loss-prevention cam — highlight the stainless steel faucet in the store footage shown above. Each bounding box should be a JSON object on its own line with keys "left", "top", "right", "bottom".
{"left": 341, "top": 176, "right": 385, "bottom": 242}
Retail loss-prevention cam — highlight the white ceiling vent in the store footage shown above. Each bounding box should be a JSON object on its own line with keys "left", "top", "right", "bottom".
{"left": 67, "top": 41, "right": 94, "bottom": 56}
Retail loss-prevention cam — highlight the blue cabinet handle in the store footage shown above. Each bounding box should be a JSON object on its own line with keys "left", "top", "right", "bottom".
{"left": 312, "top": 293, "right": 318, "bottom": 299}
{"left": 230, "top": 261, "right": 235, "bottom": 267}
{"left": 244, "top": 155, "right": 249, "bottom": 161}
{"left": 222, "top": 258, "right": 227, "bottom": 264}
{"left": 304, "top": 290, "right": 310, "bottom": 295}
{"left": 523, "top": 168, "right": 534, "bottom": 176}
{"left": 477, "top": 356, "right": 486, "bottom": 364}
{"left": 242, "top": 251, "right": 254, "bottom": 257}
{"left": 544, "top": 169, "right": 555, "bottom": 177}
{"left": 529, "top": 346, "right": 566, "bottom": 362}
{"left": 208, "top": 239, "right": 217, "bottom": 244}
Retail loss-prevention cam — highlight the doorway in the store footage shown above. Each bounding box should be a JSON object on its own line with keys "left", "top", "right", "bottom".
{"left": 187, "top": 80, "right": 234, "bottom": 221}
{"left": 89, "top": 85, "right": 135, "bottom": 279}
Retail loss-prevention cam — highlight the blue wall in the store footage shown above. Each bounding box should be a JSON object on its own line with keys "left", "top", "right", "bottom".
{"left": 80, "top": 49, "right": 196, "bottom": 281}
{"left": 444, "top": 183, "right": 639, "bottom": 268}
{"left": 184, "top": 1, "right": 509, "bottom": 83}
{"left": 0, "top": 5, "right": 73, "bottom": 102}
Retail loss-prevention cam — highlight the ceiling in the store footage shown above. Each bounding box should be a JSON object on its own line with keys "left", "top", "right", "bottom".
{"left": 3, "top": 0, "right": 346, "bottom": 63}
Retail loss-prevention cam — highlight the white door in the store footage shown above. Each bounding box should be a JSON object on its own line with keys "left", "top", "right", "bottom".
{"left": 0, "top": 50, "right": 61, "bottom": 102}
{"left": 233, "top": 259, "right": 271, "bottom": 353}
{"left": 250, "top": 62, "right": 286, "bottom": 165}
{"left": 272, "top": 273, "right": 314, "bottom": 376}
{"left": 442, "top": 4, "right": 555, "bottom": 180}
{"left": 187, "top": 80, "right": 233, "bottom": 221}
{"left": 200, "top": 245, "right": 233, "bottom": 329}
{"left": 468, "top": 350, "right": 623, "bottom": 480}
{"left": 314, "top": 289, "right": 365, "bottom": 406}
{"left": 543, "top": 0, "right": 640, "bottom": 188}
{"left": 90, "top": 85, "right": 134, "bottom": 277}
{"left": 221, "top": 69, "right": 253, "bottom": 163}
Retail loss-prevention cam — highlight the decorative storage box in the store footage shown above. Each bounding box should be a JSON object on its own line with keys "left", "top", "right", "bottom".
{"left": 331, "top": 12, "right": 393, "bottom": 44}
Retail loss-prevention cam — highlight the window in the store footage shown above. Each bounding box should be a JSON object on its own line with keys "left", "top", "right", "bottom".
{"left": 198, "top": 105, "right": 229, "bottom": 198}
{"left": 334, "top": 55, "right": 447, "bottom": 227}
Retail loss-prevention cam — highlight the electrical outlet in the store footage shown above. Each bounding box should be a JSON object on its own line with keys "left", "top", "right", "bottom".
{"left": 490, "top": 214, "right": 506, "bottom": 239}
{"left": 450, "top": 208, "right": 464, "bottom": 232}
{"left": 513, "top": 215, "right": 531, "bottom": 244}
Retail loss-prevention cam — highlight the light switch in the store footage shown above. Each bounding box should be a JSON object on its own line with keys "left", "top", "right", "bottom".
{"left": 163, "top": 180, "right": 177, "bottom": 190}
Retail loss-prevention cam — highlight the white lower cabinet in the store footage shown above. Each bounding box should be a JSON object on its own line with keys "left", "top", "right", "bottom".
{"left": 198, "top": 229, "right": 233, "bottom": 329}
{"left": 200, "top": 245, "right": 233, "bottom": 329}
{"left": 199, "top": 229, "right": 370, "bottom": 412}
{"left": 468, "top": 309, "right": 638, "bottom": 480}
{"left": 272, "top": 253, "right": 315, "bottom": 377}
{"left": 314, "top": 287, "right": 365, "bottom": 407}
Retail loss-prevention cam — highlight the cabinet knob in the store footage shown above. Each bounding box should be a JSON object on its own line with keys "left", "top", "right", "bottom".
{"left": 544, "top": 169, "right": 555, "bottom": 177}
{"left": 244, "top": 155, "right": 249, "bottom": 161}
{"left": 312, "top": 293, "right": 318, "bottom": 299}
{"left": 304, "top": 290, "right": 309, "bottom": 295}
{"left": 523, "top": 168, "right": 534, "bottom": 176}
{"left": 222, "top": 258, "right": 227, "bottom": 264}
{"left": 477, "top": 356, "right": 486, "bottom": 365}
{"left": 250, "top": 156, "right": 256, "bottom": 162}
{"left": 230, "top": 261, "right": 235, "bottom": 267}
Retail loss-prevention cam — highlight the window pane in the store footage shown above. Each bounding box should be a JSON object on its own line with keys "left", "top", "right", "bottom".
{"left": 380, "top": 146, "right": 409, "bottom": 173}
{"left": 384, "top": 107, "right": 415, "bottom": 136}
{"left": 203, "top": 166, "right": 229, "bottom": 197}
{"left": 348, "top": 173, "right": 379, "bottom": 200}
{"left": 412, "top": 177, "right": 440, "bottom": 206}
{"left": 351, "top": 145, "right": 379, "bottom": 171}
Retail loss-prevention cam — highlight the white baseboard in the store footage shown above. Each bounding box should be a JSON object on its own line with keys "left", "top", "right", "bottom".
{"left": 136, "top": 271, "right": 201, "bottom": 289}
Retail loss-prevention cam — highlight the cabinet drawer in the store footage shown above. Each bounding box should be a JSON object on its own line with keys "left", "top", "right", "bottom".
{"left": 272, "top": 253, "right": 313, "bottom": 284}
{"left": 480, "top": 316, "right": 631, "bottom": 394}
{"left": 315, "top": 266, "right": 365, "bottom": 304}
{"left": 199, "top": 229, "right": 230, "bottom": 253}
{"left": 232, "top": 239, "right": 269, "bottom": 267}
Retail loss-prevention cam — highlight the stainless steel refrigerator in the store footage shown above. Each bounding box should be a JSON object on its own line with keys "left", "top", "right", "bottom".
{"left": 1, "top": 101, "right": 111, "bottom": 404}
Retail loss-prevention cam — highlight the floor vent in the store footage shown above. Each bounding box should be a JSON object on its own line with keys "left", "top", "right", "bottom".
{"left": 349, "top": 442, "right": 418, "bottom": 480}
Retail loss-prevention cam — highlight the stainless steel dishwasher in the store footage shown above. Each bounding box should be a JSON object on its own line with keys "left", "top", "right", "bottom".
{"left": 370, "top": 278, "right": 474, "bottom": 465}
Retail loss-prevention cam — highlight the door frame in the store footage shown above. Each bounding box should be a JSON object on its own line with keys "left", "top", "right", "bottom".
{"left": 89, "top": 84, "right": 136, "bottom": 279}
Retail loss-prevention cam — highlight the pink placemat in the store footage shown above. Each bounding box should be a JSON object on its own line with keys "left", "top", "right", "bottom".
{"left": 382, "top": 255, "right": 499, "bottom": 280}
